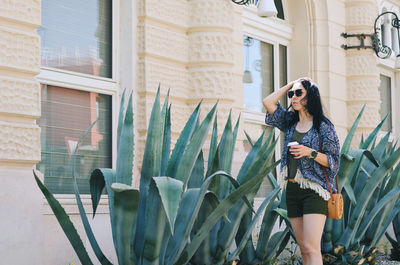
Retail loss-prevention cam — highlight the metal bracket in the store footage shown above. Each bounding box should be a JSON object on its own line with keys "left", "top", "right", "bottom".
{"left": 341, "top": 33, "right": 374, "bottom": 50}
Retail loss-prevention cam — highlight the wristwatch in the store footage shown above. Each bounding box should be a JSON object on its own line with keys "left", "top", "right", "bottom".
{"left": 309, "top": 149, "right": 318, "bottom": 159}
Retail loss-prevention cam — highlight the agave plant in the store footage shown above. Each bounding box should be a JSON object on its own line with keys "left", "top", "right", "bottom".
{"left": 386, "top": 210, "right": 400, "bottom": 261}
{"left": 322, "top": 106, "right": 400, "bottom": 265}
{"left": 188, "top": 129, "right": 292, "bottom": 265}
{"left": 34, "top": 87, "right": 286, "bottom": 265}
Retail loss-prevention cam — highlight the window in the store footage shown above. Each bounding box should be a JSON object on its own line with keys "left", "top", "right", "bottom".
{"left": 243, "top": 36, "right": 274, "bottom": 113}
{"left": 37, "top": 86, "right": 112, "bottom": 194}
{"left": 38, "top": 0, "right": 112, "bottom": 78}
{"left": 36, "top": 0, "right": 115, "bottom": 194}
{"left": 379, "top": 74, "right": 392, "bottom": 132}
{"left": 242, "top": 0, "right": 291, "bottom": 198}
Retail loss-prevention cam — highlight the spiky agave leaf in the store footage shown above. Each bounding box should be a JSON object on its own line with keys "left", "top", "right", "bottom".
{"left": 111, "top": 183, "right": 140, "bottom": 265}
{"left": 70, "top": 119, "right": 113, "bottom": 265}
{"left": 33, "top": 171, "right": 94, "bottom": 265}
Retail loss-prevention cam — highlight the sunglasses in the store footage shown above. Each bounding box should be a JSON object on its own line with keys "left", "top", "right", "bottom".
{"left": 288, "top": 89, "right": 303, "bottom": 99}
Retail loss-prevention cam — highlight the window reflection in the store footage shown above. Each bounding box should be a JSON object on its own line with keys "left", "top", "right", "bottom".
{"left": 37, "top": 85, "right": 112, "bottom": 194}
{"left": 242, "top": 36, "right": 274, "bottom": 113}
{"left": 38, "top": 0, "right": 112, "bottom": 78}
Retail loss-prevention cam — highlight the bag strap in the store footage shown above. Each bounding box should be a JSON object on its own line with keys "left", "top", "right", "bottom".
{"left": 318, "top": 136, "right": 339, "bottom": 195}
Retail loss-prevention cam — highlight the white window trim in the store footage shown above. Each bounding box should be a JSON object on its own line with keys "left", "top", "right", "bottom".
{"left": 37, "top": 0, "right": 121, "bottom": 201}
{"left": 377, "top": 65, "right": 396, "bottom": 141}
{"left": 242, "top": 5, "right": 293, "bottom": 178}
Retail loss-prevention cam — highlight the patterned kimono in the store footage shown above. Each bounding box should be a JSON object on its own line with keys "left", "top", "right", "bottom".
{"left": 265, "top": 103, "right": 340, "bottom": 200}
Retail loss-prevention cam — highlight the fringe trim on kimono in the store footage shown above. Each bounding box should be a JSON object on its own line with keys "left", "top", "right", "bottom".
{"left": 278, "top": 166, "right": 331, "bottom": 201}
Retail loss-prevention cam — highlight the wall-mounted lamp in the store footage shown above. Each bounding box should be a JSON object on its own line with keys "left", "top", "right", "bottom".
{"left": 231, "top": 0, "right": 277, "bottom": 17}
{"left": 341, "top": 11, "right": 400, "bottom": 68}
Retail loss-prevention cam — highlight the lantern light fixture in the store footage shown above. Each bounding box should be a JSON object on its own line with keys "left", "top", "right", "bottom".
{"left": 231, "top": 0, "right": 278, "bottom": 17}
{"left": 341, "top": 11, "right": 400, "bottom": 69}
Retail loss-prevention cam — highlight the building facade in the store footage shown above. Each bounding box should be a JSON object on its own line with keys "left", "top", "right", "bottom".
{"left": 0, "top": 0, "right": 398, "bottom": 264}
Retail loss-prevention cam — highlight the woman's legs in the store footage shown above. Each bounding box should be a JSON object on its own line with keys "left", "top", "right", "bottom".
{"left": 302, "top": 214, "right": 326, "bottom": 265}
{"left": 290, "top": 214, "right": 326, "bottom": 265}
{"left": 289, "top": 217, "right": 307, "bottom": 264}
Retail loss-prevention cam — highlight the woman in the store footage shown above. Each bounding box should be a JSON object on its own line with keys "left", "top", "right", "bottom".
{"left": 263, "top": 78, "right": 340, "bottom": 265}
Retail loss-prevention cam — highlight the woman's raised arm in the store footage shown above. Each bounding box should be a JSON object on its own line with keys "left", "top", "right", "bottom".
{"left": 262, "top": 81, "right": 295, "bottom": 114}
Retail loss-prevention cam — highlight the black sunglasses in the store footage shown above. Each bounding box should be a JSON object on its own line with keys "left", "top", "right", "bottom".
{"left": 288, "top": 89, "right": 303, "bottom": 99}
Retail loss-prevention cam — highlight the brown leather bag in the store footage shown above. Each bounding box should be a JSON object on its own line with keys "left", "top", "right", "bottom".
{"left": 319, "top": 137, "right": 343, "bottom": 220}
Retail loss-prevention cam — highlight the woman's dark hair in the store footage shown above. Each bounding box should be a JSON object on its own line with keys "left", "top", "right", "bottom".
{"left": 288, "top": 79, "right": 332, "bottom": 132}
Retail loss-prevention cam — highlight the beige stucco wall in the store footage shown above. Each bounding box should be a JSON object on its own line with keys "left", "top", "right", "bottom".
{"left": 0, "top": 0, "right": 396, "bottom": 264}
{"left": 0, "top": 0, "right": 43, "bottom": 264}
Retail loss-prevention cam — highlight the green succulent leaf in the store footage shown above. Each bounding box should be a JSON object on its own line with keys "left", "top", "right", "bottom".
{"left": 33, "top": 171, "right": 94, "bottom": 265}
{"left": 135, "top": 87, "right": 163, "bottom": 258}
{"left": 111, "top": 183, "right": 140, "bottom": 265}
{"left": 360, "top": 113, "right": 389, "bottom": 150}
{"left": 338, "top": 147, "right": 400, "bottom": 249}
{"left": 116, "top": 92, "right": 134, "bottom": 186}
{"left": 175, "top": 103, "right": 217, "bottom": 188}
{"left": 244, "top": 130, "right": 254, "bottom": 147}
{"left": 167, "top": 102, "right": 201, "bottom": 179}
{"left": 207, "top": 113, "right": 219, "bottom": 175}
{"left": 71, "top": 120, "right": 113, "bottom": 265}
{"left": 90, "top": 168, "right": 116, "bottom": 244}
{"left": 187, "top": 150, "right": 205, "bottom": 189}
{"left": 341, "top": 105, "right": 365, "bottom": 155}
{"left": 174, "top": 165, "right": 270, "bottom": 265}
{"left": 117, "top": 89, "right": 126, "bottom": 150}
{"left": 255, "top": 201, "right": 280, "bottom": 259}
{"left": 153, "top": 177, "right": 184, "bottom": 233}
{"left": 229, "top": 187, "right": 280, "bottom": 261}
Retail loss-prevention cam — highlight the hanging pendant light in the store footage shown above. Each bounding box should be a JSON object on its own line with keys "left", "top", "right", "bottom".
{"left": 257, "top": 0, "right": 278, "bottom": 17}
{"left": 243, "top": 36, "right": 253, "bottom": 84}
{"left": 243, "top": 70, "right": 253, "bottom": 83}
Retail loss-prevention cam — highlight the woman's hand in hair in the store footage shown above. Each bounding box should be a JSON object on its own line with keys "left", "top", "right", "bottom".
{"left": 297, "top": 77, "right": 312, "bottom": 83}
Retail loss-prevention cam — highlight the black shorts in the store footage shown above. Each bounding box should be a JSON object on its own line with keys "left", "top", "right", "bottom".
{"left": 286, "top": 180, "right": 328, "bottom": 218}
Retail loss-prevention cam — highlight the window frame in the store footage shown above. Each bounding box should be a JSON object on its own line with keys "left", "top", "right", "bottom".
{"left": 242, "top": 5, "right": 293, "bottom": 196}
{"left": 377, "top": 65, "right": 396, "bottom": 141}
{"left": 36, "top": 0, "right": 120, "bottom": 198}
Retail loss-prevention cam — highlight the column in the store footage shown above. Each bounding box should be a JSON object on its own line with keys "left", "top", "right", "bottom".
{"left": 345, "top": 0, "right": 381, "bottom": 147}
{"left": 0, "top": 0, "right": 43, "bottom": 263}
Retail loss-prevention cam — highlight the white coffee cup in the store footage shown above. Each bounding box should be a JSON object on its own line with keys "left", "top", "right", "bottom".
{"left": 287, "top": 141, "right": 299, "bottom": 147}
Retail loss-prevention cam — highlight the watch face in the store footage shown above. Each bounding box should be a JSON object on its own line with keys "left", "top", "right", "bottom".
{"left": 311, "top": 150, "right": 318, "bottom": 158}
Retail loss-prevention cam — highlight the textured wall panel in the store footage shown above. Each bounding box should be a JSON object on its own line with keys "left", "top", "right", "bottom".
{"left": 140, "top": 23, "right": 188, "bottom": 63}
{"left": 0, "top": 0, "right": 41, "bottom": 26}
{"left": 0, "top": 76, "right": 40, "bottom": 117}
{"left": 347, "top": 78, "right": 380, "bottom": 101}
{"left": 141, "top": 0, "right": 188, "bottom": 26}
{"left": 189, "top": 69, "right": 236, "bottom": 99}
{"left": 0, "top": 122, "right": 40, "bottom": 162}
{"left": 0, "top": 27, "right": 40, "bottom": 73}
{"left": 138, "top": 59, "right": 189, "bottom": 97}
{"left": 190, "top": 0, "right": 233, "bottom": 29}
{"left": 346, "top": 4, "right": 376, "bottom": 28}
{"left": 189, "top": 32, "right": 234, "bottom": 63}
{"left": 346, "top": 55, "right": 378, "bottom": 76}
{"left": 347, "top": 103, "right": 381, "bottom": 128}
